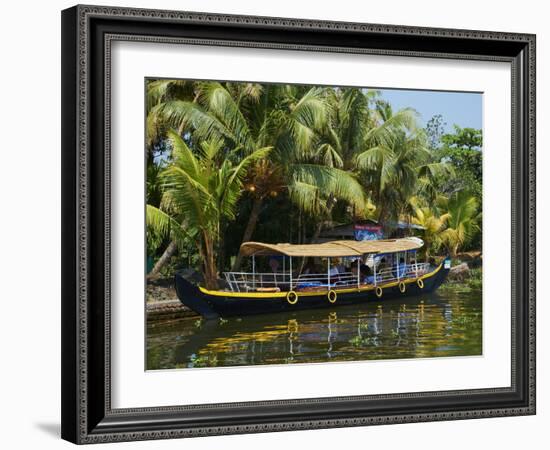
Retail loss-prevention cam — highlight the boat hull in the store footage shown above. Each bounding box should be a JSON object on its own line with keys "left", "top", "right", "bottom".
{"left": 175, "top": 260, "right": 451, "bottom": 319}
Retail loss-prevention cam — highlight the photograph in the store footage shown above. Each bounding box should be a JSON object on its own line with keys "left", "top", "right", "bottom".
{"left": 145, "top": 79, "right": 483, "bottom": 370}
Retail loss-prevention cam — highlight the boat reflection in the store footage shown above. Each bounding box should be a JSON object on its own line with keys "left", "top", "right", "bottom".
{"left": 147, "top": 290, "right": 482, "bottom": 370}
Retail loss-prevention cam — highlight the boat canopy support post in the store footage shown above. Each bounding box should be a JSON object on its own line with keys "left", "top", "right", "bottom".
{"left": 397, "top": 252, "right": 401, "bottom": 281}
{"left": 357, "top": 258, "right": 360, "bottom": 288}
{"left": 327, "top": 257, "right": 331, "bottom": 290}
{"left": 289, "top": 256, "right": 293, "bottom": 290}
{"left": 252, "top": 254, "right": 256, "bottom": 289}
{"left": 374, "top": 257, "right": 377, "bottom": 286}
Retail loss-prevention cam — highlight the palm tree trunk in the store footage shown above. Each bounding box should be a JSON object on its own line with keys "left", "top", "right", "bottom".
{"left": 147, "top": 240, "right": 178, "bottom": 280}
{"left": 232, "top": 197, "right": 263, "bottom": 271}
{"left": 424, "top": 239, "right": 431, "bottom": 262}
{"left": 377, "top": 204, "right": 387, "bottom": 233}
{"left": 202, "top": 234, "right": 219, "bottom": 290}
{"left": 452, "top": 243, "right": 459, "bottom": 258}
{"left": 309, "top": 195, "right": 336, "bottom": 245}
{"left": 310, "top": 222, "right": 324, "bottom": 244}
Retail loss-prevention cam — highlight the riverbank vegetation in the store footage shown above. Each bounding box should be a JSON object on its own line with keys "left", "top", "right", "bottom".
{"left": 145, "top": 80, "right": 483, "bottom": 289}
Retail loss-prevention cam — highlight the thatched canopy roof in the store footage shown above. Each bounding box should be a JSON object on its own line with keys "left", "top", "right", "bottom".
{"left": 239, "top": 237, "right": 423, "bottom": 258}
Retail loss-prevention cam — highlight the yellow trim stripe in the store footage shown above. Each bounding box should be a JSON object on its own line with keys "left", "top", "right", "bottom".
{"left": 199, "top": 263, "right": 443, "bottom": 299}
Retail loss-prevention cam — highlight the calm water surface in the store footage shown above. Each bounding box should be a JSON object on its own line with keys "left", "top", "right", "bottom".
{"left": 147, "top": 289, "right": 482, "bottom": 370}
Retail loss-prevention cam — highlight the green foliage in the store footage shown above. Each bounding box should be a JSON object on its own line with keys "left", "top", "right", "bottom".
{"left": 145, "top": 80, "right": 483, "bottom": 284}
{"left": 435, "top": 125, "right": 483, "bottom": 200}
{"left": 441, "top": 125, "right": 482, "bottom": 150}
{"left": 439, "top": 190, "right": 480, "bottom": 256}
{"left": 349, "top": 335, "right": 374, "bottom": 347}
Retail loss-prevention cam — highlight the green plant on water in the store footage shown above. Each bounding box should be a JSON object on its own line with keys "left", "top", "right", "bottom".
{"left": 219, "top": 317, "right": 229, "bottom": 325}
{"left": 194, "top": 318, "right": 203, "bottom": 328}
{"left": 349, "top": 335, "right": 373, "bottom": 347}
{"left": 439, "top": 267, "right": 482, "bottom": 294}
{"left": 468, "top": 268, "right": 482, "bottom": 290}
{"left": 469, "top": 278, "right": 482, "bottom": 290}
{"left": 190, "top": 353, "right": 218, "bottom": 368}
{"left": 452, "top": 315, "right": 479, "bottom": 327}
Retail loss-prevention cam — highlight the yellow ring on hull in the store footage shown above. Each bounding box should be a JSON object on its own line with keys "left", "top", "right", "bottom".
{"left": 399, "top": 281, "right": 406, "bottom": 293}
{"left": 328, "top": 290, "right": 337, "bottom": 303}
{"left": 375, "top": 286, "right": 383, "bottom": 298}
{"left": 417, "top": 278, "right": 424, "bottom": 289}
{"left": 286, "top": 290, "right": 298, "bottom": 305}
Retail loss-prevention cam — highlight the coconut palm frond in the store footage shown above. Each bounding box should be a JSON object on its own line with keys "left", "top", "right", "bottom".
{"left": 197, "top": 82, "right": 255, "bottom": 152}
{"left": 317, "top": 143, "right": 344, "bottom": 168}
{"left": 418, "top": 161, "right": 455, "bottom": 180}
{"left": 287, "top": 180, "right": 323, "bottom": 216}
{"left": 439, "top": 191, "right": 480, "bottom": 255}
{"left": 153, "top": 100, "right": 235, "bottom": 145}
{"left": 364, "top": 107, "right": 419, "bottom": 147}
{"left": 165, "top": 129, "right": 202, "bottom": 178}
{"left": 146, "top": 204, "right": 192, "bottom": 244}
{"left": 218, "top": 146, "right": 272, "bottom": 220}
{"left": 289, "top": 164, "right": 366, "bottom": 212}
{"left": 286, "top": 88, "right": 329, "bottom": 151}
{"left": 146, "top": 79, "right": 195, "bottom": 113}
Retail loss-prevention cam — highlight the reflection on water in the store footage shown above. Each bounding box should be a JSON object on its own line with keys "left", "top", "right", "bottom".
{"left": 146, "top": 289, "right": 482, "bottom": 370}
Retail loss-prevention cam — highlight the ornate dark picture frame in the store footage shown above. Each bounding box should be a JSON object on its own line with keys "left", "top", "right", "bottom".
{"left": 61, "top": 4, "right": 536, "bottom": 444}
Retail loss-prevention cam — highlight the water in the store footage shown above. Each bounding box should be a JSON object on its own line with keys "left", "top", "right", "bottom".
{"left": 146, "top": 288, "right": 482, "bottom": 370}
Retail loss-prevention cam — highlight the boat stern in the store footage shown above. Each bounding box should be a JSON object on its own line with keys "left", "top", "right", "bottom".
{"left": 174, "top": 272, "right": 220, "bottom": 319}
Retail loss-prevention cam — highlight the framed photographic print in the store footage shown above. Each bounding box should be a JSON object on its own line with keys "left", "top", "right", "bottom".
{"left": 61, "top": 4, "right": 536, "bottom": 444}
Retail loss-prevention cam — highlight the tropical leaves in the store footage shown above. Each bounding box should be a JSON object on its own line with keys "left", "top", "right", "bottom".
{"left": 149, "top": 130, "right": 270, "bottom": 288}
{"left": 410, "top": 190, "right": 480, "bottom": 259}
{"left": 288, "top": 164, "right": 367, "bottom": 216}
{"left": 146, "top": 80, "right": 482, "bottom": 284}
{"left": 439, "top": 191, "right": 480, "bottom": 256}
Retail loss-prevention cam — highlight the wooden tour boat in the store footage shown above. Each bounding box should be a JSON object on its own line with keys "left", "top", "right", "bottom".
{"left": 175, "top": 237, "right": 451, "bottom": 319}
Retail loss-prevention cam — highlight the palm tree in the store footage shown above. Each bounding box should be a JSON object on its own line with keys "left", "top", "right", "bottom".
{"left": 354, "top": 100, "right": 453, "bottom": 229}
{"left": 439, "top": 191, "right": 480, "bottom": 257}
{"left": 231, "top": 160, "right": 286, "bottom": 270}
{"left": 311, "top": 90, "right": 421, "bottom": 232}
{"left": 151, "top": 82, "right": 367, "bottom": 262}
{"left": 147, "top": 130, "right": 270, "bottom": 289}
{"left": 411, "top": 200, "right": 450, "bottom": 260}
{"left": 146, "top": 79, "right": 197, "bottom": 154}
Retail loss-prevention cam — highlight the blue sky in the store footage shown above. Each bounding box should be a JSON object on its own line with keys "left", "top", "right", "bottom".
{"left": 376, "top": 88, "right": 483, "bottom": 133}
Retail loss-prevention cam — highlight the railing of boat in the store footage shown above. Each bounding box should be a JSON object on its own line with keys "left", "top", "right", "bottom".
{"left": 222, "top": 262, "right": 431, "bottom": 293}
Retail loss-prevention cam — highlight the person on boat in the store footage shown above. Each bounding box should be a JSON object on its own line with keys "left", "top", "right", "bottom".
{"left": 303, "top": 258, "right": 317, "bottom": 275}
{"left": 353, "top": 260, "right": 374, "bottom": 285}
{"left": 329, "top": 265, "right": 340, "bottom": 277}
{"left": 328, "top": 258, "right": 341, "bottom": 284}
{"left": 268, "top": 256, "right": 280, "bottom": 273}
{"left": 335, "top": 258, "right": 346, "bottom": 274}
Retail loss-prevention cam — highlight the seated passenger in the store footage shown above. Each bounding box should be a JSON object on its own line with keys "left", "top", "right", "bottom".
{"left": 334, "top": 258, "right": 346, "bottom": 274}
{"left": 329, "top": 264, "right": 340, "bottom": 283}
{"left": 360, "top": 264, "right": 374, "bottom": 284}
{"left": 303, "top": 258, "right": 316, "bottom": 275}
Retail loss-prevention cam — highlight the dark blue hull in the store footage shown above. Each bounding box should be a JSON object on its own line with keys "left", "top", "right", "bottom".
{"left": 175, "top": 261, "right": 450, "bottom": 319}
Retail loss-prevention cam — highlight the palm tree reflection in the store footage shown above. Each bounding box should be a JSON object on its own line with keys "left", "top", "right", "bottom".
{"left": 150, "top": 291, "right": 481, "bottom": 370}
